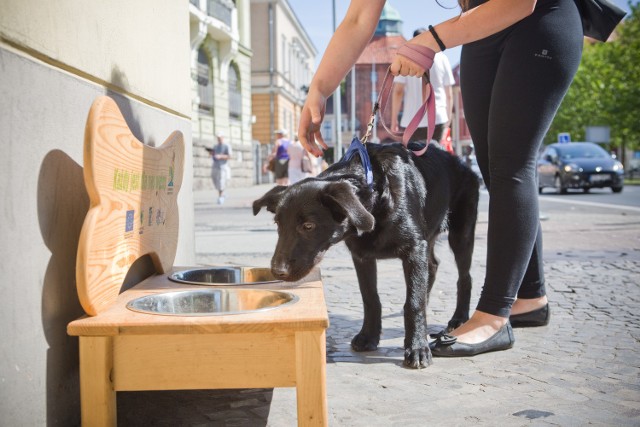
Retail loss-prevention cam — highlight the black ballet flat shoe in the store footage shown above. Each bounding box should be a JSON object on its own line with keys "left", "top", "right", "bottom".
{"left": 429, "top": 323, "right": 515, "bottom": 357}
{"left": 509, "top": 304, "right": 550, "bottom": 327}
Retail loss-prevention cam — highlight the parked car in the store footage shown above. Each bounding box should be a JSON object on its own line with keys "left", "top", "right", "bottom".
{"left": 537, "top": 142, "right": 624, "bottom": 194}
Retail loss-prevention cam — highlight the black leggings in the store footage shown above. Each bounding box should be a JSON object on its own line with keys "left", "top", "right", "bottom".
{"left": 460, "top": 0, "right": 583, "bottom": 317}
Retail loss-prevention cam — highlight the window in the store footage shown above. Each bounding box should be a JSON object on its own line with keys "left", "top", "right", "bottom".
{"left": 228, "top": 64, "right": 242, "bottom": 120}
{"left": 196, "top": 47, "right": 213, "bottom": 113}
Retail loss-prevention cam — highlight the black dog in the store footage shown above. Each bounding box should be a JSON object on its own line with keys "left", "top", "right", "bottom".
{"left": 253, "top": 143, "right": 479, "bottom": 368}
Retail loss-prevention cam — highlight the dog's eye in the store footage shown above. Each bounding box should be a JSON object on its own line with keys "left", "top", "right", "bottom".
{"left": 301, "top": 222, "right": 316, "bottom": 231}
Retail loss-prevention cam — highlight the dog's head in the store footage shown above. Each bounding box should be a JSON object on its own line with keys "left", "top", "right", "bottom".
{"left": 253, "top": 180, "right": 375, "bottom": 281}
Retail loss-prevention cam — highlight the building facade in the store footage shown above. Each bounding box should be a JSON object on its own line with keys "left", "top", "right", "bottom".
{"left": 250, "top": 0, "right": 316, "bottom": 176}
{"left": 190, "top": 0, "right": 255, "bottom": 189}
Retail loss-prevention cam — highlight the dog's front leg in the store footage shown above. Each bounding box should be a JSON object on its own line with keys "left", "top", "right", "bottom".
{"left": 350, "top": 255, "right": 381, "bottom": 352}
{"left": 402, "top": 240, "right": 432, "bottom": 369}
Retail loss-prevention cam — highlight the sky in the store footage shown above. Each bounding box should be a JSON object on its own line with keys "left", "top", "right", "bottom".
{"left": 287, "top": 0, "right": 637, "bottom": 69}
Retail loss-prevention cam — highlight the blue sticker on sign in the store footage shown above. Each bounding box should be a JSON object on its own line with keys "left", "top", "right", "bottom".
{"left": 558, "top": 133, "right": 571, "bottom": 144}
{"left": 125, "top": 210, "right": 135, "bottom": 232}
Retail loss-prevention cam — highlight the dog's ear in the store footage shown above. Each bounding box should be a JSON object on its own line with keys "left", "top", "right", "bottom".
{"left": 321, "top": 181, "right": 375, "bottom": 234}
{"left": 253, "top": 185, "right": 288, "bottom": 215}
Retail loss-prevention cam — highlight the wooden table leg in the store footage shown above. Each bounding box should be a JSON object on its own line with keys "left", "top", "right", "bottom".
{"left": 79, "top": 337, "right": 116, "bottom": 427}
{"left": 295, "top": 330, "right": 328, "bottom": 427}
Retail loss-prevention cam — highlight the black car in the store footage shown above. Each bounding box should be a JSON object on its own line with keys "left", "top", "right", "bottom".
{"left": 537, "top": 142, "right": 624, "bottom": 194}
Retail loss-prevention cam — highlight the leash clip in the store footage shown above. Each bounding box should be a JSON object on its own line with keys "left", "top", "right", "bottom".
{"left": 361, "top": 102, "right": 379, "bottom": 144}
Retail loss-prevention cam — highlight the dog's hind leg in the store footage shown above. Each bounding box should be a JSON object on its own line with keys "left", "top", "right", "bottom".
{"left": 446, "top": 193, "right": 479, "bottom": 331}
{"left": 426, "top": 240, "right": 439, "bottom": 299}
{"left": 402, "top": 240, "right": 432, "bottom": 369}
{"left": 350, "top": 255, "right": 382, "bottom": 352}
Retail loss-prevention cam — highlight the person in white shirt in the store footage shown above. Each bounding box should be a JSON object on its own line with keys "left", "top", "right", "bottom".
{"left": 391, "top": 28, "right": 455, "bottom": 146}
{"left": 286, "top": 137, "right": 312, "bottom": 184}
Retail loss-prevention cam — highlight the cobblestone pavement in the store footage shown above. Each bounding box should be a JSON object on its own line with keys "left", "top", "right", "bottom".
{"left": 119, "top": 185, "right": 640, "bottom": 427}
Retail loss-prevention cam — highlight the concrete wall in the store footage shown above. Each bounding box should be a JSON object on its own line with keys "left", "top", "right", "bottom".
{"left": 1, "top": 0, "right": 191, "bottom": 114}
{"left": 0, "top": 1, "right": 194, "bottom": 425}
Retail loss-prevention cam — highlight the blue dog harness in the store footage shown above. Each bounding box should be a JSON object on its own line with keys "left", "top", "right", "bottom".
{"left": 341, "top": 137, "right": 374, "bottom": 187}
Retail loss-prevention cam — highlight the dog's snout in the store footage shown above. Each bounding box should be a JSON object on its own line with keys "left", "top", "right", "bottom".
{"left": 272, "top": 268, "right": 289, "bottom": 280}
{"left": 271, "top": 258, "right": 294, "bottom": 280}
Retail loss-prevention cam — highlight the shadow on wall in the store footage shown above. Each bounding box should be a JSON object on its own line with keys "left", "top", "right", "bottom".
{"left": 107, "top": 66, "right": 156, "bottom": 148}
{"left": 37, "top": 150, "right": 88, "bottom": 427}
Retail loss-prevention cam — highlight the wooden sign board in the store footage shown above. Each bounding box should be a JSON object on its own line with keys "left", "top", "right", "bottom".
{"left": 76, "top": 96, "right": 184, "bottom": 315}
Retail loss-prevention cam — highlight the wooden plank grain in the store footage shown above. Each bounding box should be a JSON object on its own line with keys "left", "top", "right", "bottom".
{"left": 76, "top": 96, "right": 184, "bottom": 315}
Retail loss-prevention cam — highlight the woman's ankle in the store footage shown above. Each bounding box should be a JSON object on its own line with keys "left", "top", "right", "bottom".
{"left": 511, "top": 296, "right": 548, "bottom": 316}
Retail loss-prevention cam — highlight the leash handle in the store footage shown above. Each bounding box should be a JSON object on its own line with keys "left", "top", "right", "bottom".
{"left": 375, "top": 43, "right": 436, "bottom": 156}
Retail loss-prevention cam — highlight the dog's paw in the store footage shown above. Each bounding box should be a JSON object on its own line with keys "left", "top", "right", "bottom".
{"left": 403, "top": 347, "right": 433, "bottom": 369}
{"left": 351, "top": 333, "right": 379, "bottom": 352}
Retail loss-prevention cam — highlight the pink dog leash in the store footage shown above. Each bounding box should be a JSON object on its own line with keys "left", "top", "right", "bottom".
{"left": 368, "top": 43, "right": 436, "bottom": 156}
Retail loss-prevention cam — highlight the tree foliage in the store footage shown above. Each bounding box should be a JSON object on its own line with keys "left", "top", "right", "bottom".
{"left": 547, "top": 3, "right": 640, "bottom": 156}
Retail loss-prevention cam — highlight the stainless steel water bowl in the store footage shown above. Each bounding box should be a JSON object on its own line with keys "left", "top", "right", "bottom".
{"left": 169, "top": 267, "right": 281, "bottom": 286}
{"left": 126, "top": 289, "right": 299, "bottom": 316}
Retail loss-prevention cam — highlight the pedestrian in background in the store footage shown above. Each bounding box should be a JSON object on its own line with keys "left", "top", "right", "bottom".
{"left": 299, "top": 0, "right": 585, "bottom": 357}
{"left": 209, "top": 132, "right": 231, "bottom": 205}
{"left": 287, "top": 136, "right": 312, "bottom": 184}
{"left": 391, "top": 28, "right": 455, "bottom": 147}
{"left": 270, "top": 129, "right": 290, "bottom": 185}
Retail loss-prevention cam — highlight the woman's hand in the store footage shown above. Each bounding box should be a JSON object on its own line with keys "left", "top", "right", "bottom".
{"left": 391, "top": 38, "right": 438, "bottom": 78}
{"left": 390, "top": 50, "right": 427, "bottom": 77}
{"left": 298, "top": 88, "right": 328, "bottom": 157}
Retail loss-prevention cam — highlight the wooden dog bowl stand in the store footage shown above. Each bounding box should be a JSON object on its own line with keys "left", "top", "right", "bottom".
{"left": 67, "top": 97, "right": 329, "bottom": 426}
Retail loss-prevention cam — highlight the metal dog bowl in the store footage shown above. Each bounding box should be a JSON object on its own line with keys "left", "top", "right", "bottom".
{"left": 169, "top": 267, "right": 281, "bottom": 286}
{"left": 126, "top": 289, "right": 298, "bottom": 316}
